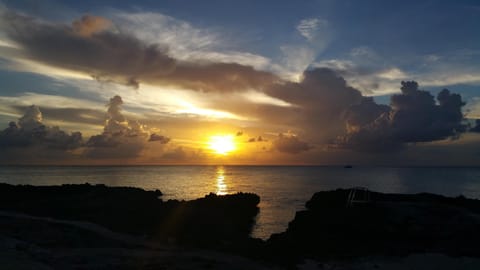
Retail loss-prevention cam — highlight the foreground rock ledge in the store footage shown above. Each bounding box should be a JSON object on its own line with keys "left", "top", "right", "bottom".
{"left": 0, "top": 183, "right": 260, "bottom": 247}
{"left": 267, "top": 188, "right": 480, "bottom": 262}
{"left": 2, "top": 183, "right": 480, "bottom": 268}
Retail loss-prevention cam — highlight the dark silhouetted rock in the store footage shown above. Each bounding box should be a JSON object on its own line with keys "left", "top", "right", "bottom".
{"left": 266, "top": 189, "right": 480, "bottom": 262}
{"left": 0, "top": 183, "right": 259, "bottom": 248}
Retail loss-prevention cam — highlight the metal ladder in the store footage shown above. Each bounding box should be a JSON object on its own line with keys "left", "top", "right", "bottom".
{"left": 346, "top": 187, "right": 370, "bottom": 207}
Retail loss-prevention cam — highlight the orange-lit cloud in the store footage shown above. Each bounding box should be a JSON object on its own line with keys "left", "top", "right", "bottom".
{"left": 73, "top": 15, "right": 112, "bottom": 37}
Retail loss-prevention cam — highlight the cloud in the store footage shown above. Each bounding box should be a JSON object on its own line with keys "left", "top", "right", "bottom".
{"left": 254, "top": 70, "right": 468, "bottom": 153}
{"left": 272, "top": 17, "right": 331, "bottom": 80}
{"left": 314, "top": 48, "right": 480, "bottom": 96}
{"left": 184, "top": 51, "right": 271, "bottom": 70}
{"left": 0, "top": 105, "right": 83, "bottom": 151}
{"left": 247, "top": 136, "right": 265, "bottom": 143}
{"left": 337, "top": 81, "right": 467, "bottom": 151}
{"left": 391, "top": 82, "right": 466, "bottom": 142}
{"left": 162, "top": 146, "right": 187, "bottom": 160}
{"left": 191, "top": 67, "right": 371, "bottom": 147}
{"left": 85, "top": 95, "right": 170, "bottom": 158}
{"left": 0, "top": 92, "right": 108, "bottom": 134}
{"left": 272, "top": 132, "right": 312, "bottom": 154}
{"left": 418, "top": 72, "right": 480, "bottom": 87}
{"left": 104, "top": 95, "right": 129, "bottom": 134}
{"left": 87, "top": 68, "right": 468, "bottom": 156}
{"left": 0, "top": 95, "right": 171, "bottom": 163}
{"left": 18, "top": 104, "right": 43, "bottom": 130}
{"left": 278, "top": 45, "right": 317, "bottom": 79}
{"left": 343, "top": 97, "right": 390, "bottom": 133}
{"left": 113, "top": 12, "right": 271, "bottom": 70}
{"left": 113, "top": 11, "right": 219, "bottom": 58}
{"left": 72, "top": 15, "right": 112, "bottom": 37}
{"left": 263, "top": 68, "right": 363, "bottom": 143}
{"left": 296, "top": 18, "right": 328, "bottom": 42}
{"left": 377, "top": 68, "right": 408, "bottom": 80}
{"left": 0, "top": 9, "right": 277, "bottom": 92}
{"left": 469, "top": 120, "right": 480, "bottom": 132}
{"left": 85, "top": 134, "right": 118, "bottom": 148}
{"left": 313, "top": 58, "right": 408, "bottom": 95}
{"left": 0, "top": 7, "right": 474, "bottom": 160}
{"left": 149, "top": 133, "right": 170, "bottom": 143}
{"left": 29, "top": 107, "right": 105, "bottom": 127}
{"left": 350, "top": 46, "right": 378, "bottom": 59}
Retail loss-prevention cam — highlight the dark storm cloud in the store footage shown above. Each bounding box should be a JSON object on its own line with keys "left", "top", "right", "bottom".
{"left": 262, "top": 68, "right": 363, "bottom": 143}
{"left": 0, "top": 10, "right": 276, "bottom": 92}
{"left": 272, "top": 132, "right": 312, "bottom": 154}
{"left": 343, "top": 97, "right": 390, "bottom": 133}
{"left": 198, "top": 68, "right": 468, "bottom": 154}
{"left": 267, "top": 68, "right": 362, "bottom": 109}
{"left": 250, "top": 70, "right": 467, "bottom": 153}
{"left": 337, "top": 81, "right": 467, "bottom": 151}
{"left": 391, "top": 83, "right": 466, "bottom": 142}
{"left": 0, "top": 105, "right": 83, "bottom": 150}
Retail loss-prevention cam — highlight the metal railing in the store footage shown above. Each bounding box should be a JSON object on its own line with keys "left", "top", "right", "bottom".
{"left": 346, "top": 187, "right": 371, "bottom": 207}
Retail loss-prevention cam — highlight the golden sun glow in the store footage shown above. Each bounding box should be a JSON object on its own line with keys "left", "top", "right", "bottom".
{"left": 208, "top": 135, "right": 236, "bottom": 155}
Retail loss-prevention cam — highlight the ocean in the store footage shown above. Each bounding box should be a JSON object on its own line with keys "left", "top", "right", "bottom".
{"left": 1, "top": 165, "right": 480, "bottom": 239}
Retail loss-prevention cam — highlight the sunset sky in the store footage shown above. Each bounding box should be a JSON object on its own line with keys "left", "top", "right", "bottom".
{"left": 1, "top": 0, "right": 480, "bottom": 165}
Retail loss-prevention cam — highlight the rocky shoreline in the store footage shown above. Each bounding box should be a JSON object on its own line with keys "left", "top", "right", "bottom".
{"left": 1, "top": 183, "right": 480, "bottom": 269}
{"left": 0, "top": 183, "right": 260, "bottom": 247}
{"left": 266, "top": 189, "right": 480, "bottom": 263}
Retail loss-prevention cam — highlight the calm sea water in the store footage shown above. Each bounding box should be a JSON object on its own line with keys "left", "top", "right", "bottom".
{"left": 1, "top": 165, "right": 480, "bottom": 239}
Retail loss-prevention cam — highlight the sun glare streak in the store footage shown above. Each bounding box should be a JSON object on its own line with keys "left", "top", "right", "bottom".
{"left": 0, "top": 39, "right": 19, "bottom": 48}
{"left": 208, "top": 135, "right": 236, "bottom": 155}
{"left": 176, "top": 101, "right": 247, "bottom": 120}
{"left": 241, "top": 91, "right": 293, "bottom": 107}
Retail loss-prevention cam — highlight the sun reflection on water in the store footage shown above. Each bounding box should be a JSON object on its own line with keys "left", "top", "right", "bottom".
{"left": 216, "top": 166, "right": 228, "bottom": 195}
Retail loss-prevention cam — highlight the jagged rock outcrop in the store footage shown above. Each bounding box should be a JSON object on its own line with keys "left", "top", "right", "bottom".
{"left": 266, "top": 189, "right": 480, "bottom": 261}
{"left": 0, "top": 183, "right": 260, "bottom": 247}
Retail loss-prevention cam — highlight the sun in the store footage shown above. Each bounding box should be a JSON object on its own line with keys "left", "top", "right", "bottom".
{"left": 208, "top": 135, "right": 236, "bottom": 155}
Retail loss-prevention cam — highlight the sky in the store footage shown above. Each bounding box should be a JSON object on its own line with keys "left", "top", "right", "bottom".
{"left": 0, "top": 0, "right": 480, "bottom": 165}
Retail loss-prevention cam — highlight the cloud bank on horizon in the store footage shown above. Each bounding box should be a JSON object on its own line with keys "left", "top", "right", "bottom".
{"left": 0, "top": 1, "right": 479, "bottom": 165}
